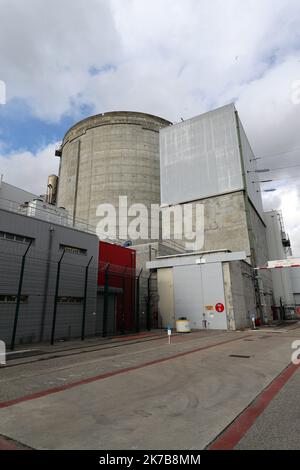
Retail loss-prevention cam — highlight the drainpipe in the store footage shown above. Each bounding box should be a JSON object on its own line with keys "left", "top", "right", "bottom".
{"left": 81, "top": 256, "right": 93, "bottom": 340}
{"left": 102, "top": 264, "right": 110, "bottom": 337}
{"left": 10, "top": 240, "right": 32, "bottom": 351}
{"left": 136, "top": 269, "right": 143, "bottom": 333}
{"left": 50, "top": 249, "right": 65, "bottom": 345}
{"left": 147, "top": 271, "right": 154, "bottom": 331}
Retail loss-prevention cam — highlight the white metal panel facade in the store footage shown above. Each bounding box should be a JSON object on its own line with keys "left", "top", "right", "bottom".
{"left": 173, "top": 263, "right": 227, "bottom": 330}
{"left": 237, "top": 118, "right": 264, "bottom": 217}
{"left": 160, "top": 104, "right": 243, "bottom": 205}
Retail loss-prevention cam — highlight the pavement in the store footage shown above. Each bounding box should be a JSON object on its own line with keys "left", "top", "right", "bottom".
{"left": 0, "top": 325, "right": 299, "bottom": 450}
{"left": 235, "top": 366, "right": 300, "bottom": 450}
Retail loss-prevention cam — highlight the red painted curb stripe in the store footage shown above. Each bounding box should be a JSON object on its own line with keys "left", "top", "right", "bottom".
{"left": 0, "top": 437, "right": 20, "bottom": 450}
{"left": 208, "top": 362, "right": 299, "bottom": 450}
{"left": 0, "top": 436, "right": 30, "bottom": 451}
{"left": 0, "top": 335, "right": 249, "bottom": 410}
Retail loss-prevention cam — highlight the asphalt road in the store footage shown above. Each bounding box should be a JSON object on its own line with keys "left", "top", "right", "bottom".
{"left": 0, "top": 326, "right": 299, "bottom": 450}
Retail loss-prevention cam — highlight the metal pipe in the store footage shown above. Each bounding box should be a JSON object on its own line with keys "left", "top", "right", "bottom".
{"left": 147, "top": 271, "right": 154, "bottom": 331}
{"left": 136, "top": 269, "right": 143, "bottom": 333}
{"left": 81, "top": 256, "right": 93, "bottom": 341}
{"left": 50, "top": 249, "right": 65, "bottom": 345}
{"left": 102, "top": 264, "right": 110, "bottom": 337}
{"left": 10, "top": 240, "right": 32, "bottom": 351}
{"left": 121, "top": 266, "right": 127, "bottom": 335}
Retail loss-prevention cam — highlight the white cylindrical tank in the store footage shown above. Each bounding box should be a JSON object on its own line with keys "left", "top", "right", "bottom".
{"left": 176, "top": 319, "right": 191, "bottom": 333}
{"left": 56, "top": 111, "right": 171, "bottom": 242}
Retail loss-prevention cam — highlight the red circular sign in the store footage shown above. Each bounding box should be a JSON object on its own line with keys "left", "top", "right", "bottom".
{"left": 215, "top": 303, "right": 225, "bottom": 313}
{"left": 296, "top": 307, "right": 300, "bottom": 315}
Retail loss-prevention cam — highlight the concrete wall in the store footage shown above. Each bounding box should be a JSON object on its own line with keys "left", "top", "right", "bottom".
{"left": 248, "top": 202, "right": 268, "bottom": 266}
{"left": 157, "top": 268, "right": 175, "bottom": 328}
{"left": 247, "top": 202, "right": 274, "bottom": 320}
{"left": 161, "top": 191, "right": 250, "bottom": 255}
{"left": 133, "top": 241, "right": 181, "bottom": 328}
{"left": 222, "top": 262, "right": 235, "bottom": 330}
{"left": 57, "top": 111, "right": 171, "bottom": 243}
{"left": 159, "top": 190, "right": 273, "bottom": 321}
{"left": 0, "top": 208, "right": 99, "bottom": 346}
{"left": 223, "top": 261, "right": 256, "bottom": 330}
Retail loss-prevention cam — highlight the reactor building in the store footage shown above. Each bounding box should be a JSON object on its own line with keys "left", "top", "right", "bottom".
{"left": 55, "top": 111, "right": 171, "bottom": 242}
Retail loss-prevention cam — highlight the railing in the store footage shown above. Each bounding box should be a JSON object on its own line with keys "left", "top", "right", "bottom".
{"left": 0, "top": 196, "right": 119, "bottom": 243}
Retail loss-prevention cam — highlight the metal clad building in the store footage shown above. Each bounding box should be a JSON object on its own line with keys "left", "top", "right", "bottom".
{"left": 159, "top": 104, "right": 273, "bottom": 323}
{"left": 160, "top": 103, "right": 263, "bottom": 216}
{"left": 264, "top": 210, "right": 295, "bottom": 307}
{"left": 0, "top": 207, "right": 99, "bottom": 345}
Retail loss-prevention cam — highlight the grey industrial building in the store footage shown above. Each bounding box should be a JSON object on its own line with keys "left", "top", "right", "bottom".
{"left": 158, "top": 104, "right": 273, "bottom": 325}
{"left": 264, "top": 209, "right": 300, "bottom": 313}
{"left": 0, "top": 194, "right": 99, "bottom": 346}
{"left": 52, "top": 104, "right": 299, "bottom": 330}
{"left": 1, "top": 101, "right": 299, "bottom": 346}
{"left": 0, "top": 176, "right": 37, "bottom": 208}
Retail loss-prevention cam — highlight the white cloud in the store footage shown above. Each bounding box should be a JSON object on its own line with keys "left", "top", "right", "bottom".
{"left": 1, "top": 0, "right": 300, "bottom": 121}
{"left": 0, "top": 143, "right": 59, "bottom": 194}
{"left": 0, "top": 0, "right": 121, "bottom": 121}
{"left": 0, "top": 0, "right": 299, "bottom": 253}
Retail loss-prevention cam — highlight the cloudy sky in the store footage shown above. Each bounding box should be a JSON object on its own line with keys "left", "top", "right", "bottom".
{"left": 0, "top": 0, "right": 299, "bottom": 254}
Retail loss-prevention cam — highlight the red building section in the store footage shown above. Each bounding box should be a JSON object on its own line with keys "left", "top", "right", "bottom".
{"left": 98, "top": 241, "right": 136, "bottom": 333}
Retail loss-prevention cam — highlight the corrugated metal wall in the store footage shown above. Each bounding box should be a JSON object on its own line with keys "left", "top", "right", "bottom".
{"left": 0, "top": 208, "right": 98, "bottom": 346}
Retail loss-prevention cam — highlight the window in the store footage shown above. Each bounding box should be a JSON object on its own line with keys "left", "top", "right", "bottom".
{"left": 58, "top": 297, "right": 83, "bottom": 305}
{"left": 0, "top": 231, "right": 33, "bottom": 244}
{"left": 59, "top": 244, "right": 87, "bottom": 255}
{"left": 0, "top": 295, "right": 28, "bottom": 303}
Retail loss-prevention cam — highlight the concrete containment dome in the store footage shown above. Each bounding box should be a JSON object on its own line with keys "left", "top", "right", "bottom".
{"left": 56, "top": 111, "right": 171, "bottom": 242}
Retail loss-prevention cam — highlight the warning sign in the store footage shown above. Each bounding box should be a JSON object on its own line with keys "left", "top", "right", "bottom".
{"left": 215, "top": 303, "right": 225, "bottom": 313}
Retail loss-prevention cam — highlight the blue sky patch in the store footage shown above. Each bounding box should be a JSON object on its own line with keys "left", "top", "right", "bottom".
{"left": 0, "top": 98, "right": 95, "bottom": 154}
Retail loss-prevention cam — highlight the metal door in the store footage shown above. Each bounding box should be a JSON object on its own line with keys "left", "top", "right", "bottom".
{"left": 173, "top": 263, "right": 227, "bottom": 330}
{"left": 201, "top": 263, "right": 227, "bottom": 330}
{"left": 173, "top": 264, "right": 204, "bottom": 329}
